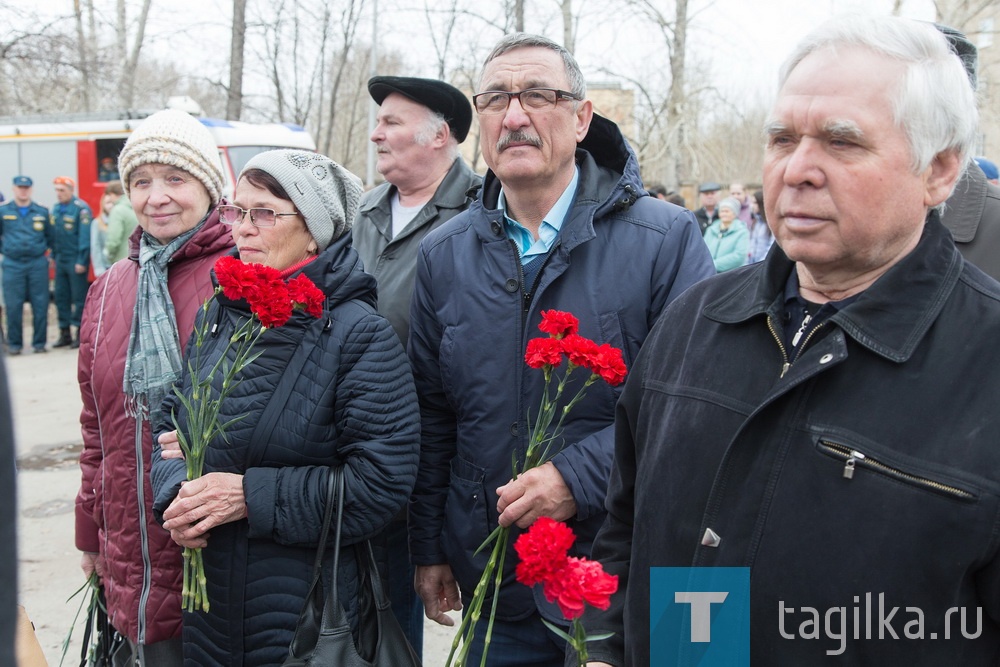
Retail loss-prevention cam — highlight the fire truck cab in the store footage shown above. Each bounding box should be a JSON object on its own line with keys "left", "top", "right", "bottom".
{"left": 0, "top": 106, "right": 317, "bottom": 214}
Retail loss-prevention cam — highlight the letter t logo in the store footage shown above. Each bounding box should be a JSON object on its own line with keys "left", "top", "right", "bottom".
{"left": 675, "top": 591, "right": 729, "bottom": 642}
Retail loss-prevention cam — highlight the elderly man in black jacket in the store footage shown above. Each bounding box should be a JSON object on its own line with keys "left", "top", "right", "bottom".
{"left": 584, "top": 14, "right": 1000, "bottom": 667}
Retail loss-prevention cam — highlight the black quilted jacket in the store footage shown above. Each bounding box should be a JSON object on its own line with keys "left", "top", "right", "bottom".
{"left": 151, "top": 233, "right": 420, "bottom": 666}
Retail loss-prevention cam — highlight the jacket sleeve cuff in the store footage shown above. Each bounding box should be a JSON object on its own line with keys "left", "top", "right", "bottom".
{"left": 244, "top": 467, "right": 278, "bottom": 539}
{"left": 74, "top": 505, "right": 100, "bottom": 553}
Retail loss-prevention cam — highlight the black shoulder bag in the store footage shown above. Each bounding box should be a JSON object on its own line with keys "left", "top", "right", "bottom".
{"left": 282, "top": 467, "right": 422, "bottom": 666}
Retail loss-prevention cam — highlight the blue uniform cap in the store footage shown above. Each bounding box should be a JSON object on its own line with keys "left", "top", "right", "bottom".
{"left": 975, "top": 157, "right": 998, "bottom": 181}
{"left": 12, "top": 175, "right": 32, "bottom": 187}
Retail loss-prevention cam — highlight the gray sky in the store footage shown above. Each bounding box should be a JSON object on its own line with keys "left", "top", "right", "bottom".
{"left": 30, "top": 0, "right": 937, "bottom": 102}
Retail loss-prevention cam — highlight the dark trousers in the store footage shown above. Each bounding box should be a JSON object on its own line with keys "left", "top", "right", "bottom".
{"left": 53, "top": 260, "right": 89, "bottom": 329}
{"left": 2, "top": 256, "right": 48, "bottom": 350}
{"left": 464, "top": 607, "right": 567, "bottom": 666}
{"left": 379, "top": 518, "right": 424, "bottom": 657}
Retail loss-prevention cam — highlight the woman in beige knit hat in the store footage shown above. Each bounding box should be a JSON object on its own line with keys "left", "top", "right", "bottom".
{"left": 75, "top": 108, "right": 234, "bottom": 666}
{"left": 151, "top": 150, "right": 420, "bottom": 665}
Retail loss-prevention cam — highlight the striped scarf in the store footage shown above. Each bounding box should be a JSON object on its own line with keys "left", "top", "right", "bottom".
{"left": 122, "top": 218, "right": 206, "bottom": 421}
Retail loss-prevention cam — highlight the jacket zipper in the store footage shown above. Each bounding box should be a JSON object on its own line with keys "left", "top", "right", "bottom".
{"left": 818, "top": 440, "right": 974, "bottom": 500}
{"left": 135, "top": 416, "right": 152, "bottom": 645}
{"left": 766, "top": 314, "right": 826, "bottom": 378}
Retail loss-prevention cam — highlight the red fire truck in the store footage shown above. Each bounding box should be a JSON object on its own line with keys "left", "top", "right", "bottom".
{"left": 0, "top": 107, "right": 317, "bottom": 213}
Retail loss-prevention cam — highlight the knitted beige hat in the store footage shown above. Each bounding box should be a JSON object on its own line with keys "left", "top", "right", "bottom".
{"left": 118, "top": 109, "right": 225, "bottom": 206}
{"left": 240, "top": 150, "right": 362, "bottom": 249}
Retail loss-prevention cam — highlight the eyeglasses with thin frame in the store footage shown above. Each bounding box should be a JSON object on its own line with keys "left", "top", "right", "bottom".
{"left": 217, "top": 205, "right": 300, "bottom": 228}
{"left": 472, "top": 88, "right": 581, "bottom": 115}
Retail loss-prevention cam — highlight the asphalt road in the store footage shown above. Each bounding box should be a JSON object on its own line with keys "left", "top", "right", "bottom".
{"left": 8, "top": 305, "right": 458, "bottom": 666}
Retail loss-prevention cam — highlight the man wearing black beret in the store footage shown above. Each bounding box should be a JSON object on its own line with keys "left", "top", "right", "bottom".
{"left": 353, "top": 75, "right": 481, "bottom": 658}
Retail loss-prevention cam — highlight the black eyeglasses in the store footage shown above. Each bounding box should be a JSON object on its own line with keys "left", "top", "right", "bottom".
{"left": 217, "top": 205, "right": 299, "bottom": 228}
{"left": 472, "top": 88, "right": 581, "bottom": 115}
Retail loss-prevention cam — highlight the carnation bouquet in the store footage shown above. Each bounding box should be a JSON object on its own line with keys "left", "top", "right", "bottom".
{"left": 447, "top": 310, "right": 627, "bottom": 666}
{"left": 514, "top": 517, "right": 618, "bottom": 665}
{"left": 172, "top": 255, "right": 324, "bottom": 612}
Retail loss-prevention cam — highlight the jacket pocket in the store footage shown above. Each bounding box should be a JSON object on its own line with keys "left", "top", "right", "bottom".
{"left": 816, "top": 439, "right": 976, "bottom": 502}
{"left": 441, "top": 456, "right": 491, "bottom": 595}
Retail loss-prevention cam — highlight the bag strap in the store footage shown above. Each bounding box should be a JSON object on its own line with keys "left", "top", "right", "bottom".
{"left": 246, "top": 318, "right": 326, "bottom": 468}
{"left": 328, "top": 466, "right": 346, "bottom": 609}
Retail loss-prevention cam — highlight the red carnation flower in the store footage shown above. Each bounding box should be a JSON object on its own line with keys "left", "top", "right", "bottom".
{"left": 588, "top": 344, "right": 628, "bottom": 386}
{"left": 287, "top": 274, "right": 325, "bottom": 318}
{"left": 214, "top": 256, "right": 260, "bottom": 301}
{"left": 514, "top": 517, "right": 576, "bottom": 587}
{"left": 525, "top": 337, "right": 566, "bottom": 369}
{"left": 560, "top": 334, "right": 600, "bottom": 369}
{"left": 541, "top": 557, "right": 618, "bottom": 620}
{"left": 538, "top": 310, "right": 579, "bottom": 338}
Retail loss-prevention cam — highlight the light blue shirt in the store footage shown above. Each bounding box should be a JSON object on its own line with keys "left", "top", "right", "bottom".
{"left": 500, "top": 167, "right": 580, "bottom": 265}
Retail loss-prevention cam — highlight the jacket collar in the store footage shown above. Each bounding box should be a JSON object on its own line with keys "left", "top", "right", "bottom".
{"left": 703, "top": 211, "right": 964, "bottom": 363}
{"left": 358, "top": 158, "right": 476, "bottom": 218}
{"left": 943, "top": 162, "right": 987, "bottom": 243}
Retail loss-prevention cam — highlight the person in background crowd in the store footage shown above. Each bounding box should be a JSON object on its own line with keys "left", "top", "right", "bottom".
{"left": 407, "top": 32, "right": 713, "bottom": 665}
{"left": 666, "top": 192, "right": 687, "bottom": 208}
{"left": 99, "top": 157, "right": 121, "bottom": 183}
{"left": 935, "top": 25, "right": 1000, "bottom": 281}
{"left": 354, "top": 74, "right": 480, "bottom": 656}
{"left": 693, "top": 181, "right": 721, "bottom": 233}
{"left": 746, "top": 189, "right": 774, "bottom": 264}
{"left": 153, "top": 150, "right": 419, "bottom": 666}
{"left": 75, "top": 108, "right": 233, "bottom": 667}
{"left": 729, "top": 181, "right": 753, "bottom": 225}
{"left": 975, "top": 156, "right": 998, "bottom": 185}
{"left": 90, "top": 190, "right": 115, "bottom": 278}
{"left": 102, "top": 179, "right": 140, "bottom": 268}
{"left": 702, "top": 196, "right": 749, "bottom": 272}
{"left": 583, "top": 15, "right": 1000, "bottom": 666}
{"left": 644, "top": 183, "right": 669, "bottom": 200}
{"left": 50, "top": 176, "right": 92, "bottom": 349}
{"left": 0, "top": 176, "right": 51, "bottom": 355}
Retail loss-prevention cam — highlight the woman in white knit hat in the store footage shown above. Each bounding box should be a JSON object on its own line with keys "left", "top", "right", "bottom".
{"left": 150, "top": 150, "right": 420, "bottom": 665}
{"left": 75, "top": 109, "right": 234, "bottom": 666}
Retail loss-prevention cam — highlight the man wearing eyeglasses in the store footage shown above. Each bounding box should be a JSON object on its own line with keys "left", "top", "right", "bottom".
{"left": 407, "top": 33, "right": 714, "bottom": 664}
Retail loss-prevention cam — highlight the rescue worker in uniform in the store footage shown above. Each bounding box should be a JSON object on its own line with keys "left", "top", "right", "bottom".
{"left": 0, "top": 176, "right": 51, "bottom": 355}
{"left": 50, "top": 176, "right": 92, "bottom": 349}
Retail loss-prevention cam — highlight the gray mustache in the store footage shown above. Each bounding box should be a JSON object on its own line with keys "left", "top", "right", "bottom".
{"left": 497, "top": 131, "right": 542, "bottom": 152}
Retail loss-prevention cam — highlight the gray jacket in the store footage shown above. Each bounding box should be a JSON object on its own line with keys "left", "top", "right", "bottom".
{"left": 942, "top": 162, "right": 1000, "bottom": 281}
{"left": 354, "top": 158, "right": 481, "bottom": 345}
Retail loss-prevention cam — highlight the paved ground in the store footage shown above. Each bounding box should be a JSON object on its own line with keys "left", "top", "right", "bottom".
{"left": 7, "top": 304, "right": 459, "bottom": 666}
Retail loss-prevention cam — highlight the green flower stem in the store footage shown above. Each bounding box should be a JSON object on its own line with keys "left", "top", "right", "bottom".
{"left": 173, "top": 300, "right": 263, "bottom": 613}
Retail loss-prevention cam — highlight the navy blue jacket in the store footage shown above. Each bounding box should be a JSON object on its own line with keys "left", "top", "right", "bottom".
{"left": 152, "top": 234, "right": 420, "bottom": 666}
{"left": 50, "top": 198, "right": 92, "bottom": 266}
{"left": 407, "top": 114, "right": 715, "bottom": 622}
{"left": 0, "top": 201, "right": 51, "bottom": 261}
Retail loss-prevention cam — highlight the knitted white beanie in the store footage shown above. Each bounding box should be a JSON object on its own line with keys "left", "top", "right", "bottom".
{"left": 240, "top": 150, "right": 362, "bottom": 249}
{"left": 118, "top": 109, "right": 225, "bottom": 206}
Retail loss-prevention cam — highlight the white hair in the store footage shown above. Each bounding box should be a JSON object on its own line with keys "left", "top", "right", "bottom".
{"left": 777, "top": 14, "right": 977, "bottom": 175}
{"left": 413, "top": 107, "right": 460, "bottom": 159}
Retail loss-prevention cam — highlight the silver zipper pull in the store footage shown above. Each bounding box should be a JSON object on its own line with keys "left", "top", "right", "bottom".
{"left": 843, "top": 450, "right": 865, "bottom": 479}
{"left": 791, "top": 314, "right": 812, "bottom": 347}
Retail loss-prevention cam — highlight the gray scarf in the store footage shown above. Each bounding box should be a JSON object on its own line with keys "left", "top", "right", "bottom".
{"left": 122, "top": 217, "right": 207, "bottom": 420}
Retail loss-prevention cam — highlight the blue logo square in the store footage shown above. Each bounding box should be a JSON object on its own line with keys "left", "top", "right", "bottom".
{"left": 650, "top": 567, "right": 750, "bottom": 666}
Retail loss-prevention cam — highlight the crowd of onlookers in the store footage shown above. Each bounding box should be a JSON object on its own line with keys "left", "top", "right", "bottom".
{"left": 647, "top": 181, "right": 773, "bottom": 273}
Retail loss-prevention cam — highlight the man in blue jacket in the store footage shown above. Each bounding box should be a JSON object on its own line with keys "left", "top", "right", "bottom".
{"left": 407, "top": 33, "right": 714, "bottom": 665}
{"left": 0, "top": 176, "right": 51, "bottom": 355}
{"left": 49, "top": 176, "right": 91, "bottom": 348}
{"left": 583, "top": 15, "right": 1000, "bottom": 666}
